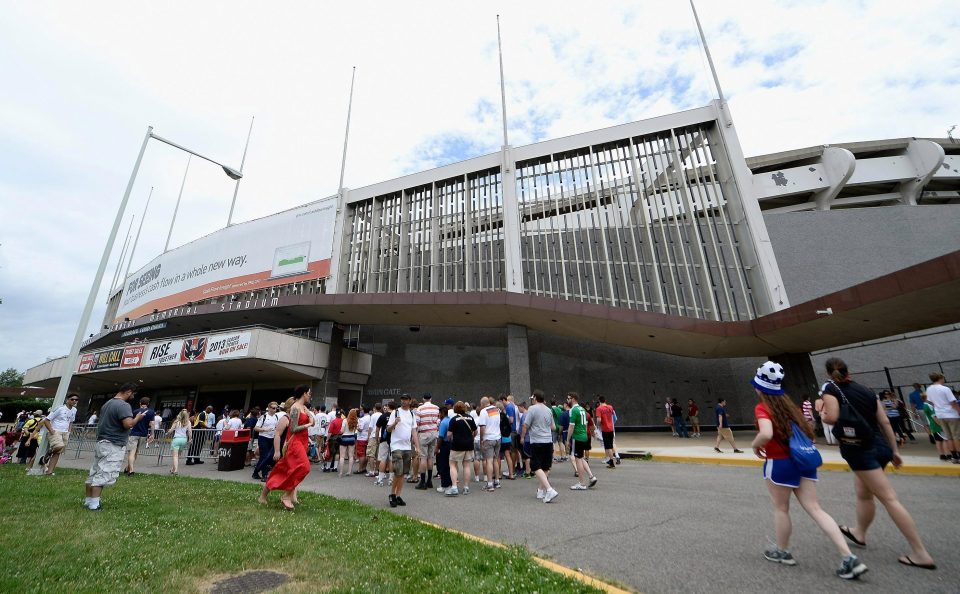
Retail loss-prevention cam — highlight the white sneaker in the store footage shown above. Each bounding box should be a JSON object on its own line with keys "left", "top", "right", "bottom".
{"left": 570, "top": 483, "right": 587, "bottom": 490}
{"left": 436, "top": 486, "right": 446, "bottom": 493}
{"left": 543, "top": 488, "right": 559, "bottom": 503}
{"left": 537, "top": 489, "right": 545, "bottom": 499}
{"left": 463, "top": 486, "right": 470, "bottom": 495}
{"left": 445, "top": 487, "right": 459, "bottom": 497}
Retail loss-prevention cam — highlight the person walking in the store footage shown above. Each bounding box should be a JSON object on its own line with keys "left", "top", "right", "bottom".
{"left": 16, "top": 410, "right": 44, "bottom": 466}
{"left": 921, "top": 394, "right": 950, "bottom": 460}
{"left": 387, "top": 394, "right": 420, "bottom": 507}
{"left": 567, "top": 392, "right": 597, "bottom": 491}
{"left": 40, "top": 393, "right": 79, "bottom": 475}
{"left": 165, "top": 409, "right": 192, "bottom": 475}
{"left": 880, "top": 391, "right": 906, "bottom": 446}
{"left": 476, "top": 396, "right": 503, "bottom": 492}
{"left": 447, "top": 401, "right": 477, "bottom": 496}
{"left": 124, "top": 397, "right": 155, "bottom": 475}
{"left": 259, "top": 386, "right": 313, "bottom": 510}
{"left": 84, "top": 383, "right": 146, "bottom": 511}
{"left": 748, "top": 362, "right": 867, "bottom": 579}
{"left": 687, "top": 399, "right": 701, "bottom": 438}
{"left": 338, "top": 409, "right": 358, "bottom": 477}
{"left": 924, "top": 372, "right": 960, "bottom": 463}
{"left": 595, "top": 396, "right": 617, "bottom": 468}
{"left": 819, "top": 358, "right": 936, "bottom": 570}
{"left": 414, "top": 394, "right": 440, "bottom": 490}
{"left": 522, "top": 390, "right": 559, "bottom": 503}
{"left": 435, "top": 405, "right": 453, "bottom": 493}
{"left": 714, "top": 398, "right": 743, "bottom": 453}
{"left": 251, "top": 402, "right": 279, "bottom": 481}
{"left": 671, "top": 398, "right": 689, "bottom": 439}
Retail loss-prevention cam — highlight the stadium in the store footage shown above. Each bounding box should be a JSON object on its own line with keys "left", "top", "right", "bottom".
{"left": 24, "top": 100, "right": 960, "bottom": 426}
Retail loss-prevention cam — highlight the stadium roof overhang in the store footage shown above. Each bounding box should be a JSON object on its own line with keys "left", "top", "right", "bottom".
{"left": 82, "top": 251, "right": 960, "bottom": 359}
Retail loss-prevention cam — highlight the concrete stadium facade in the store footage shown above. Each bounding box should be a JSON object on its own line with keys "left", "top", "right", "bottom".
{"left": 25, "top": 102, "right": 960, "bottom": 427}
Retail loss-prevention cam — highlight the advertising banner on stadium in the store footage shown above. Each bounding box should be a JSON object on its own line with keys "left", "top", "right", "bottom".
{"left": 120, "top": 345, "right": 145, "bottom": 368}
{"left": 78, "top": 330, "right": 254, "bottom": 374}
{"left": 116, "top": 199, "right": 335, "bottom": 321}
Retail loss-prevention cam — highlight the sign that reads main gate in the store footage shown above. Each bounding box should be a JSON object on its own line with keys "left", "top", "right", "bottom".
{"left": 116, "top": 200, "right": 334, "bottom": 322}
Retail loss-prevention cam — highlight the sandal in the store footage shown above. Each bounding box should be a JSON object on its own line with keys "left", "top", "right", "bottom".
{"left": 898, "top": 556, "right": 936, "bottom": 570}
{"left": 839, "top": 525, "right": 866, "bottom": 548}
{"left": 279, "top": 498, "right": 295, "bottom": 511}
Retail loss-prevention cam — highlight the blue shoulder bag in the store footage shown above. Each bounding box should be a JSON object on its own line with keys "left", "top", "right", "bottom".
{"left": 789, "top": 422, "right": 822, "bottom": 472}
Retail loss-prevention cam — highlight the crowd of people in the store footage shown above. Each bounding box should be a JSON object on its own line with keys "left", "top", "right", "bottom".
{"left": 3, "top": 361, "right": 956, "bottom": 583}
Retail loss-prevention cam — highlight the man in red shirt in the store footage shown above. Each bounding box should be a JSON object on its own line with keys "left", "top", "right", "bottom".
{"left": 596, "top": 396, "right": 617, "bottom": 469}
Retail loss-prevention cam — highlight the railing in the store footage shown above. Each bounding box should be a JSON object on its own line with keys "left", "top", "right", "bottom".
{"left": 66, "top": 427, "right": 226, "bottom": 466}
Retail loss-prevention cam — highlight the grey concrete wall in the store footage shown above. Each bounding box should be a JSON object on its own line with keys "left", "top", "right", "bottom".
{"left": 766, "top": 204, "right": 960, "bottom": 384}
{"left": 764, "top": 205, "right": 960, "bottom": 304}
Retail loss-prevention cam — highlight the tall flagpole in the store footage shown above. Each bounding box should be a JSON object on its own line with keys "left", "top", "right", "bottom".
{"left": 121, "top": 186, "right": 154, "bottom": 289}
{"left": 496, "top": 15, "right": 509, "bottom": 147}
{"left": 338, "top": 67, "right": 356, "bottom": 196}
{"left": 226, "top": 116, "right": 255, "bottom": 226}
{"left": 690, "top": 0, "right": 731, "bottom": 127}
{"left": 110, "top": 215, "right": 135, "bottom": 292}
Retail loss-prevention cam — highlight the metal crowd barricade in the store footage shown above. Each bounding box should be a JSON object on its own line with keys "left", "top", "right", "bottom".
{"left": 70, "top": 425, "right": 98, "bottom": 459}
{"left": 154, "top": 428, "right": 220, "bottom": 466}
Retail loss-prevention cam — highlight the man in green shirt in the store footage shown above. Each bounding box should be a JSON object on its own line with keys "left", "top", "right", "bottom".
{"left": 566, "top": 392, "right": 597, "bottom": 490}
{"left": 551, "top": 400, "right": 566, "bottom": 461}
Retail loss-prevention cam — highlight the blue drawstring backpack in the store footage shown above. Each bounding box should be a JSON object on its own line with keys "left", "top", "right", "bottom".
{"left": 789, "top": 422, "right": 822, "bottom": 472}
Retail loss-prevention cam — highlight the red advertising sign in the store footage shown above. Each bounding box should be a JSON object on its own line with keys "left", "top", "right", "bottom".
{"left": 180, "top": 337, "right": 207, "bottom": 362}
{"left": 121, "top": 345, "right": 145, "bottom": 368}
{"left": 78, "top": 353, "right": 95, "bottom": 373}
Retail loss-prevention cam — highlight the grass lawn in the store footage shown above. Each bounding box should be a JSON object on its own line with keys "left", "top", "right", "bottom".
{"left": 0, "top": 465, "right": 601, "bottom": 594}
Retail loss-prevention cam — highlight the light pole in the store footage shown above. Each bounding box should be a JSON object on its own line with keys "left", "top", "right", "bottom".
{"left": 30, "top": 127, "right": 243, "bottom": 476}
{"left": 226, "top": 115, "right": 255, "bottom": 227}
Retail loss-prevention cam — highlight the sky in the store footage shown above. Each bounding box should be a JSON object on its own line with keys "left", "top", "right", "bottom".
{"left": 1, "top": 1, "right": 958, "bottom": 373}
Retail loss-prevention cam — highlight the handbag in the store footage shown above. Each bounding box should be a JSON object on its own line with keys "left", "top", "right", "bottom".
{"left": 828, "top": 381, "right": 874, "bottom": 447}
{"left": 788, "top": 422, "right": 822, "bottom": 471}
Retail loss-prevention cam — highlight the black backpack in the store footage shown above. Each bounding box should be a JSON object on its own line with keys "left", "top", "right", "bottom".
{"left": 499, "top": 409, "right": 511, "bottom": 436}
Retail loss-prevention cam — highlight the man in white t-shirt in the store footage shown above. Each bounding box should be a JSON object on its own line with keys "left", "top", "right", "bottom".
{"left": 387, "top": 394, "right": 420, "bottom": 508}
{"left": 41, "top": 394, "right": 79, "bottom": 475}
{"left": 476, "top": 396, "right": 503, "bottom": 492}
{"left": 925, "top": 372, "right": 960, "bottom": 463}
{"left": 252, "top": 402, "right": 280, "bottom": 481}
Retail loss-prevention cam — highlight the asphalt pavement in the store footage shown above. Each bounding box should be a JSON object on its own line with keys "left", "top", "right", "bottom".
{"left": 55, "top": 447, "right": 957, "bottom": 593}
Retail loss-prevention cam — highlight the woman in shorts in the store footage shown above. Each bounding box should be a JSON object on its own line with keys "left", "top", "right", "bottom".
{"left": 819, "top": 357, "right": 936, "bottom": 571}
{"left": 447, "top": 401, "right": 477, "bottom": 495}
{"left": 338, "top": 409, "right": 358, "bottom": 477}
{"left": 166, "top": 410, "right": 192, "bottom": 475}
{"left": 749, "top": 361, "right": 866, "bottom": 579}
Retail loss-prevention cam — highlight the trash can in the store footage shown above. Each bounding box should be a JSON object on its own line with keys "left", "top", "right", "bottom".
{"left": 218, "top": 429, "right": 251, "bottom": 471}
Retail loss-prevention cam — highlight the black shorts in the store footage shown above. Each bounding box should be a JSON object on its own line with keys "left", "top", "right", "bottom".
{"left": 840, "top": 440, "right": 893, "bottom": 472}
{"left": 511, "top": 432, "right": 521, "bottom": 451}
{"left": 529, "top": 443, "right": 553, "bottom": 472}
{"left": 573, "top": 439, "right": 590, "bottom": 459}
{"left": 601, "top": 431, "right": 614, "bottom": 450}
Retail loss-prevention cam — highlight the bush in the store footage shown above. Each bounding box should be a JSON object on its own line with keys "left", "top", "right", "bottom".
{"left": 0, "top": 398, "right": 53, "bottom": 422}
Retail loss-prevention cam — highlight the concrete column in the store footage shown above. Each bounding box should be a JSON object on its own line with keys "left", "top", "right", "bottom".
{"left": 500, "top": 146, "right": 524, "bottom": 293}
{"left": 242, "top": 382, "right": 253, "bottom": 412}
{"left": 326, "top": 189, "right": 351, "bottom": 294}
{"left": 506, "top": 324, "right": 532, "bottom": 400}
{"left": 769, "top": 352, "right": 819, "bottom": 403}
{"left": 321, "top": 324, "right": 344, "bottom": 405}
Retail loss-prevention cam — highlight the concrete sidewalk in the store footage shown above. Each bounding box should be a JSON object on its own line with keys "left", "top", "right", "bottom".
{"left": 611, "top": 431, "right": 960, "bottom": 477}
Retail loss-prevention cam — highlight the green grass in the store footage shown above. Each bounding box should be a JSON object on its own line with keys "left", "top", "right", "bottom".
{"left": 0, "top": 465, "right": 600, "bottom": 594}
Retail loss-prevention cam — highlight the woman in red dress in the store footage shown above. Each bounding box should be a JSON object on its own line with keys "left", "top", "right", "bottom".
{"left": 258, "top": 385, "right": 313, "bottom": 510}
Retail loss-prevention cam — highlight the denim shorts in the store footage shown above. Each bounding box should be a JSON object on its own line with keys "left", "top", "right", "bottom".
{"left": 840, "top": 440, "right": 893, "bottom": 472}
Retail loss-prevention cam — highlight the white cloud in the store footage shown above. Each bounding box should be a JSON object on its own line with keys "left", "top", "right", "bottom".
{"left": 1, "top": 0, "right": 958, "bottom": 371}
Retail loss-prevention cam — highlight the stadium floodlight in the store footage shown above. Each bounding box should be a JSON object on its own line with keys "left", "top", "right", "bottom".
{"left": 31, "top": 126, "right": 242, "bottom": 475}
{"left": 149, "top": 132, "right": 243, "bottom": 180}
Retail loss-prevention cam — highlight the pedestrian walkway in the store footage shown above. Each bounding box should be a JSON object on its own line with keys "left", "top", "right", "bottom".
{"left": 611, "top": 431, "right": 960, "bottom": 477}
